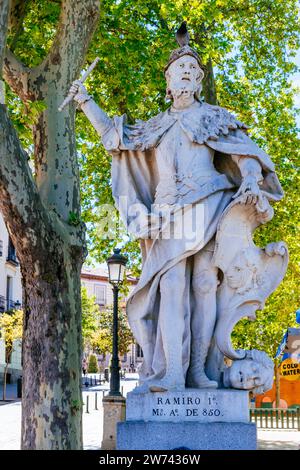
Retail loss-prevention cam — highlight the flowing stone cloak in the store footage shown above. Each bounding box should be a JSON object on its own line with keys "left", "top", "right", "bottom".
{"left": 102, "top": 101, "right": 283, "bottom": 379}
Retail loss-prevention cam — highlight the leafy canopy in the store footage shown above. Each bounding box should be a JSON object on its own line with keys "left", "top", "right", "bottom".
{"left": 5, "top": 0, "right": 300, "bottom": 352}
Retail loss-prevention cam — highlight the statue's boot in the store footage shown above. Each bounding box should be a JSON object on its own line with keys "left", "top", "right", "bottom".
{"left": 138, "top": 342, "right": 154, "bottom": 381}
{"left": 149, "top": 346, "right": 185, "bottom": 392}
{"left": 187, "top": 340, "right": 218, "bottom": 389}
{"left": 132, "top": 344, "right": 185, "bottom": 393}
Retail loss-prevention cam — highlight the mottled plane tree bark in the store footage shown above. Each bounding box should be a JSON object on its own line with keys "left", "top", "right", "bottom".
{"left": 0, "top": 0, "right": 100, "bottom": 449}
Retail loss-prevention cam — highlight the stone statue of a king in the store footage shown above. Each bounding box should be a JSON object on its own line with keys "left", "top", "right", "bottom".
{"left": 70, "top": 24, "right": 287, "bottom": 395}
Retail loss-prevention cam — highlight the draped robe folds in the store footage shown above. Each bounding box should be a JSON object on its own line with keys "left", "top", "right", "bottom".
{"left": 101, "top": 101, "right": 283, "bottom": 381}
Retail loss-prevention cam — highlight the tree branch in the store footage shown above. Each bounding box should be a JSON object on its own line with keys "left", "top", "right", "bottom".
{"left": 0, "top": 106, "right": 48, "bottom": 241}
{"left": 28, "top": 0, "right": 100, "bottom": 221}
{"left": 0, "top": 0, "right": 10, "bottom": 72}
{"left": 2, "top": 2, "right": 39, "bottom": 102}
{"left": 8, "top": 0, "right": 30, "bottom": 51}
{"left": 3, "top": 47, "right": 37, "bottom": 101}
{"left": 8, "top": 0, "right": 28, "bottom": 30}
{"left": 0, "top": 3, "right": 53, "bottom": 248}
{"left": 202, "top": 57, "right": 218, "bottom": 105}
{"left": 42, "top": 0, "right": 100, "bottom": 90}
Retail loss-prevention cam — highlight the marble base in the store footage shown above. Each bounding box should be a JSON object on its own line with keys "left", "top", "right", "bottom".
{"left": 117, "top": 421, "right": 257, "bottom": 450}
{"left": 126, "top": 388, "right": 250, "bottom": 423}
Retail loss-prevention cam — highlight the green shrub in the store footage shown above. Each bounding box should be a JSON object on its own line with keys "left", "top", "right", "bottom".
{"left": 88, "top": 354, "right": 98, "bottom": 373}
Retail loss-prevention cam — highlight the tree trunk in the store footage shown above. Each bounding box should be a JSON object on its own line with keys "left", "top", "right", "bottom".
{"left": 0, "top": 0, "right": 100, "bottom": 449}
{"left": 275, "top": 360, "right": 281, "bottom": 408}
{"left": 21, "top": 242, "right": 84, "bottom": 449}
{"left": 194, "top": 27, "right": 218, "bottom": 106}
{"left": 202, "top": 58, "right": 218, "bottom": 105}
{"left": 3, "top": 363, "right": 9, "bottom": 401}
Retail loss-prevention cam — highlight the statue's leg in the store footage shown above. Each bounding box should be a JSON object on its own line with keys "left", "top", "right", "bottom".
{"left": 187, "top": 242, "right": 218, "bottom": 388}
{"left": 148, "top": 259, "right": 187, "bottom": 392}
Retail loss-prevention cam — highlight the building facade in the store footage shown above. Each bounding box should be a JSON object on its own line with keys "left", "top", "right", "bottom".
{"left": 81, "top": 265, "right": 143, "bottom": 371}
{"left": 0, "top": 212, "right": 23, "bottom": 383}
{"left": 0, "top": 238, "right": 142, "bottom": 385}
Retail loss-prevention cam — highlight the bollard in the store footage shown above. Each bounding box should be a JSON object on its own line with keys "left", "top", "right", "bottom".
{"left": 121, "top": 386, "right": 124, "bottom": 396}
{"left": 17, "top": 376, "right": 22, "bottom": 399}
{"left": 86, "top": 395, "right": 89, "bottom": 413}
{"left": 95, "top": 393, "right": 98, "bottom": 410}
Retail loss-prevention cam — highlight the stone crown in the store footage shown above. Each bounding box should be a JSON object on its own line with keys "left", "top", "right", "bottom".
{"left": 164, "top": 45, "right": 204, "bottom": 78}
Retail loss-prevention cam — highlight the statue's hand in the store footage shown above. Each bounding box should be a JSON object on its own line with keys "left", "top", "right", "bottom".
{"left": 233, "top": 175, "right": 263, "bottom": 205}
{"left": 68, "top": 80, "right": 91, "bottom": 105}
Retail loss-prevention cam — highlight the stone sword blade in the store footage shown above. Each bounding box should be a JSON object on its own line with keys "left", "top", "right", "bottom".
{"left": 58, "top": 57, "right": 100, "bottom": 112}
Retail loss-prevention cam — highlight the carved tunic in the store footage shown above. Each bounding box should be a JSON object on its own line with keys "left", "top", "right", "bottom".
{"left": 154, "top": 118, "right": 220, "bottom": 206}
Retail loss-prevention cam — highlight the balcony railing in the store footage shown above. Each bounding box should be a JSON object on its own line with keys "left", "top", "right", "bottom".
{"left": 6, "top": 249, "right": 18, "bottom": 266}
{"left": 0, "top": 296, "right": 22, "bottom": 313}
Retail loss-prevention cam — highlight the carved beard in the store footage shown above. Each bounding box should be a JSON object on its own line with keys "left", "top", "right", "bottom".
{"left": 166, "top": 81, "right": 202, "bottom": 101}
{"left": 171, "top": 87, "right": 194, "bottom": 99}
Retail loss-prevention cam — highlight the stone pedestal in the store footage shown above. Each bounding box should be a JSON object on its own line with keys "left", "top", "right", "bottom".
{"left": 117, "top": 389, "right": 256, "bottom": 450}
{"left": 101, "top": 395, "right": 126, "bottom": 450}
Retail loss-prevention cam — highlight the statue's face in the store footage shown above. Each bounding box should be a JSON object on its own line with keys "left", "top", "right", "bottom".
{"left": 166, "top": 56, "right": 201, "bottom": 96}
{"left": 227, "top": 359, "right": 265, "bottom": 390}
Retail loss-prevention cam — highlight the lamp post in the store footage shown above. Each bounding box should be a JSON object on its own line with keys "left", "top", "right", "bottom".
{"left": 107, "top": 248, "right": 128, "bottom": 397}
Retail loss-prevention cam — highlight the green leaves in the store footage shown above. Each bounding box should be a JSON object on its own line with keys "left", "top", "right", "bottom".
{"left": 81, "top": 287, "right": 100, "bottom": 347}
{"left": 0, "top": 309, "right": 23, "bottom": 356}
{"left": 5, "top": 1, "right": 300, "bottom": 355}
{"left": 90, "top": 305, "right": 134, "bottom": 357}
{"left": 68, "top": 211, "right": 81, "bottom": 227}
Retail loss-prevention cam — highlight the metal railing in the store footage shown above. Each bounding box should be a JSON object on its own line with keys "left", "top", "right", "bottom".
{"left": 81, "top": 374, "right": 109, "bottom": 387}
{"left": 0, "top": 296, "right": 22, "bottom": 312}
{"left": 6, "top": 251, "right": 18, "bottom": 265}
{"left": 250, "top": 408, "right": 300, "bottom": 430}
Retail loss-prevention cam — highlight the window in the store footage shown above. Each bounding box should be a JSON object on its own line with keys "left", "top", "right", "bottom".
{"left": 94, "top": 284, "right": 106, "bottom": 306}
{"left": 7, "top": 237, "right": 18, "bottom": 266}
{"left": 6, "top": 276, "right": 14, "bottom": 310}
{"left": 0, "top": 295, "right": 5, "bottom": 312}
{"left": 83, "top": 282, "right": 94, "bottom": 298}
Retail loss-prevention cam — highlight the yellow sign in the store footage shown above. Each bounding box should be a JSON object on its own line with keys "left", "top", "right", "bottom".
{"left": 280, "top": 358, "right": 300, "bottom": 381}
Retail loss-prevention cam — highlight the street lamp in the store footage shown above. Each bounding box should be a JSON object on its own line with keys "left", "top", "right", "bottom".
{"left": 107, "top": 248, "right": 128, "bottom": 396}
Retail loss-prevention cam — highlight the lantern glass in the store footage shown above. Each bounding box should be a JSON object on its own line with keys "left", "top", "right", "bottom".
{"left": 107, "top": 249, "right": 127, "bottom": 285}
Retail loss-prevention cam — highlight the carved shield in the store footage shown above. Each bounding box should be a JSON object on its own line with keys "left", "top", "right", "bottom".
{"left": 212, "top": 196, "right": 288, "bottom": 360}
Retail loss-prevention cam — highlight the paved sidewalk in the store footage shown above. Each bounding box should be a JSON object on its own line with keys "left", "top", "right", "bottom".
{"left": 0, "top": 374, "right": 139, "bottom": 450}
{"left": 257, "top": 429, "right": 300, "bottom": 450}
{"left": 0, "top": 374, "right": 299, "bottom": 450}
